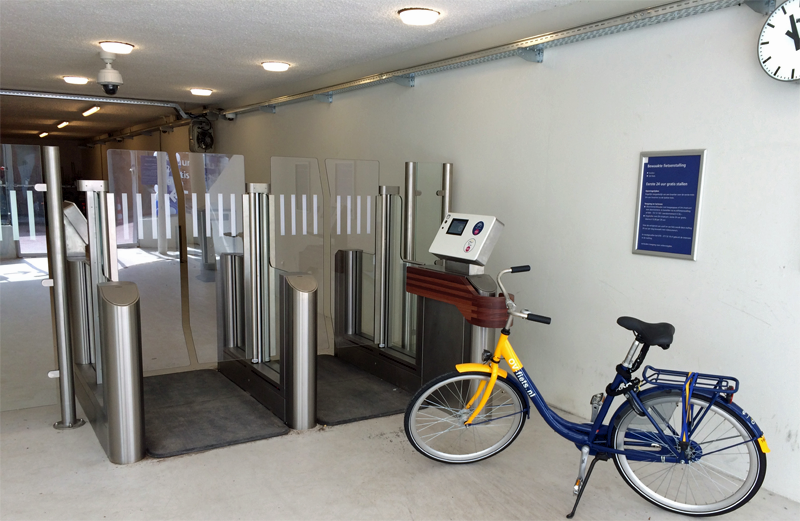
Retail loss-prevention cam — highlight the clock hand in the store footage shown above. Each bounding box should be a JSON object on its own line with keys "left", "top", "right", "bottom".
{"left": 786, "top": 14, "right": 800, "bottom": 51}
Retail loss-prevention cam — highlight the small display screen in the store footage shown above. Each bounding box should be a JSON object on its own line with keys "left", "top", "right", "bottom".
{"left": 446, "top": 218, "right": 469, "bottom": 236}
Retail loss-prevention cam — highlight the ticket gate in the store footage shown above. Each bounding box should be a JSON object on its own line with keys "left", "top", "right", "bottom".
{"left": 335, "top": 205, "right": 506, "bottom": 392}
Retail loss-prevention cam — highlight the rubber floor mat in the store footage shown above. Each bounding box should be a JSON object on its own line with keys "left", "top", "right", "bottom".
{"left": 316, "top": 355, "right": 412, "bottom": 426}
{"left": 144, "top": 370, "right": 289, "bottom": 458}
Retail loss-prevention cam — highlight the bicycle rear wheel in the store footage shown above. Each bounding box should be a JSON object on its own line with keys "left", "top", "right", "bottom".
{"left": 612, "top": 391, "right": 766, "bottom": 516}
{"left": 404, "top": 371, "right": 526, "bottom": 464}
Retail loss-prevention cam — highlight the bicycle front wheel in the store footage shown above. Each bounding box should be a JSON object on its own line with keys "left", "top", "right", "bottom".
{"left": 404, "top": 371, "right": 527, "bottom": 464}
{"left": 612, "top": 391, "right": 766, "bottom": 516}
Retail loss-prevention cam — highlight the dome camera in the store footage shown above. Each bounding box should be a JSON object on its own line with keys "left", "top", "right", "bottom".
{"left": 97, "top": 50, "right": 123, "bottom": 96}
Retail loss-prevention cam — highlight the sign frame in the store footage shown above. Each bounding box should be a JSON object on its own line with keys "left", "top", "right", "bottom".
{"left": 633, "top": 149, "right": 706, "bottom": 261}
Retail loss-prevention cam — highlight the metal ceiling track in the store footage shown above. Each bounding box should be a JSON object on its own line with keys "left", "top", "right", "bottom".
{"left": 0, "top": 89, "right": 190, "bottom": 120}
{"left": 222, "top": 0, "right": 769, "bottom": 118}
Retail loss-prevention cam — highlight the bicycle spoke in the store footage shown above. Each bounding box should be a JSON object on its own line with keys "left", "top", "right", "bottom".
{"left": 613, "top": 393, "right": 764, "bottom": 515}
{"left": 406, "top": 373, "right": 525, "bottom": 463}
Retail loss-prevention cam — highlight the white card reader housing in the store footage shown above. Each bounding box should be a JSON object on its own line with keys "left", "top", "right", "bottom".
{"left": 428, "top": 213, "right": 504, "bottom": 266}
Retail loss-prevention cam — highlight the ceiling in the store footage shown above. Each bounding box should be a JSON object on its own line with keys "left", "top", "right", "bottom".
{"left": 0, "top": 0, "right": 654, "bottom": 142}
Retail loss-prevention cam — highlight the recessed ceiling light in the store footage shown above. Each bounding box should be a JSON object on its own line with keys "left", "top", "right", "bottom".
{"left": 39, "top": 132, "right": 49, "bottom": 138}
{"left": 262, "top": 61, "right": 290, "bottom": 72}
{"left": 64, "top": 76, "right": 89, "bottom": 85}
{"left": 190, "top": 88, "right": 213, "bottom": 96}
{"left": 57, "top": 121, "right": 69, "bottom": 128}
{"left": 398, "top": 7, "right": 440, "bottom": 26}
{"left": 83, "top": 106, "right": 100, "bottom": 117}
{"left": 99, "top": 41, "right": 134, "bottom": 54}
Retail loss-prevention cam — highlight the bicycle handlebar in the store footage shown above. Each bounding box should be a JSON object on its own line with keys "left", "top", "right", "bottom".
{"left": 510, "top": 265, "right": 531, "bottom": 273}
{"left": 526, "top": 313, "right": 551, "bottom": 324}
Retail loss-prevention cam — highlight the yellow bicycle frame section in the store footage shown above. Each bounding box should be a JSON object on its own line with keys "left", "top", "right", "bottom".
{"left": 455, "top": 333, "right": 522, "bottom": 425}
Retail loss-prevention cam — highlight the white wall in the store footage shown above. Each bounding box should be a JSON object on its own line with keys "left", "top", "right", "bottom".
{"left": 213, "top": 6, "right": 800, "bottom": 500}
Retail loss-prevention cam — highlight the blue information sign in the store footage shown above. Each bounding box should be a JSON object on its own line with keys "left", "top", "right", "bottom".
{"left": 634, "top": 150, "right": 705, "bottom": 260}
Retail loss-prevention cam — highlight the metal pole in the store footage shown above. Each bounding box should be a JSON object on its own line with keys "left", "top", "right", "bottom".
{"left": 156, "top": 153, "right": 168, "bottom": 255}
{"left": 441, "top": 163, "right": 453, "bottom": 221}
{"left": 339, "top": 250, "right": 363, "bottom": 335}
{"left": 243, "top": 183, "right": 270, "bottom": 363}
{"left": 42, "top": 146, "right": 85, "bottom": 430}
{"left": 375, "top": 186, "right": 398, "bottom": 348}
{"left": 402, "top": 162, "right": 417, "bottom": 261}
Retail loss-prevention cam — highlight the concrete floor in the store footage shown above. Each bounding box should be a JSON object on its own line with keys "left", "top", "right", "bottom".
{"left": 2, "top": 403, "right": 799, "bottom": 521}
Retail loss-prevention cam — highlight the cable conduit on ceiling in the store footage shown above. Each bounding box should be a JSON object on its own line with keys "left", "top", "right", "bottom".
{"left": 221, "top": 0, "right": 749, "bottom": 117}
{"left": 0, "top": 89, "right": 190, "bottom": 120}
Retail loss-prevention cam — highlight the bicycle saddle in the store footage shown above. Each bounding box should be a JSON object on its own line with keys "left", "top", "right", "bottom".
{"left": 617, "top": 317, "right": 674, "bottom": 348}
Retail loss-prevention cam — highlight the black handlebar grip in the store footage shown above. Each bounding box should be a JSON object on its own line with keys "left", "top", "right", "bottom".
{"left": 526, "top": 313, "right": 551, "bottom": 324}
{"left": 510, "top": 265, "right": 531, "bottom": 273}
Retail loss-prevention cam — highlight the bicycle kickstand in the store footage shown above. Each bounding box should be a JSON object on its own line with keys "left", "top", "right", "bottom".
{"left": 565, "top": 453, "right": 609, "bottom": 519}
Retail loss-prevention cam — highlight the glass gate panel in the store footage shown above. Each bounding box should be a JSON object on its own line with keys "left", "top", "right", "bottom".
{"left": 0, "top": 144, "right": 46, "bottom": 257}
{"left": 325, "top": 159, "right": 379, "bottom": 346}
{"left": 108, "top": 149, "right": 187, "bottom": 371}
{"left": 270, "top": 157, "right": 327, "bottom": 358}
{"left": 413, "top": 162, "right": 445, "bottom": 266}
{"left": 386, "top": 163, "right": 448, "bottom": 360}
{"left": 177, "top": 152, "right": 245, "bottom": 364}
{"left": 0, "top": 144, "right": 53, "bottom": 410}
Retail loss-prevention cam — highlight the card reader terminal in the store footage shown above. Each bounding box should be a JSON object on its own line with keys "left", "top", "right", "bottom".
{"left": 428, "top": 213, "right": 504, "bottom": 266}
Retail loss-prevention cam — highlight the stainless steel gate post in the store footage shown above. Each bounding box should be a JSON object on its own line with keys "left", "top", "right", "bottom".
{"left": 441, "top": 163, "right": 453, "bottom": 221}
{"left": 374, "top": 186, "right": 399, "bottom": 348}
{"left": 77, "top": 179, "right": 111, "bottom": 384}
{"left": 334, "top": 249, "right": 362, "bottom": 336}
{"left": 281, "top": 273, "right": 317, "bottom": 431}
{"left": 67, "top": 260, "right": 93, "bottom": 365}
{"left": 243, "top": 183, "right": 270, "bottom": 363}
{"left": 42, "top": 146, "right": 85, "bottom": 430}
{"left": 217, "top": 253, "right": 245, "bottom": 352}
{"left": 97, "top": 281, "right": 145, "bottom": 464}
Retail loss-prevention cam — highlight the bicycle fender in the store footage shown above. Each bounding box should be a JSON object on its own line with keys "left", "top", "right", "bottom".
{"left": 721, "top": 398, "right": 765, "bottom": 438}
{"left": 608, "top": 387, "right": 765, "bottom": 438}
{"left": 455, "top": 363, "right": 508, "bottom": 379}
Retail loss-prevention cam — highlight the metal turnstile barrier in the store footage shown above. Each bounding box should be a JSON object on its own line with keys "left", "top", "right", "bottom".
{"left": 281, "top": 273, "right": 318, "bottom": 431}
{"left": 97, "top": 282, "right": 145, "bottom": 465}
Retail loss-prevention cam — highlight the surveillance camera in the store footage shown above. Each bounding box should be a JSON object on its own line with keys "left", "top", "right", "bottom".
{"left": 97, "top": 50, "right": 123, "bottom": 96}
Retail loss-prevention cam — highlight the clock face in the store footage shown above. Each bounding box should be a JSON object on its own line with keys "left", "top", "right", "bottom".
{"left": 758, "top": 0, "right": 800, "bottom": 81}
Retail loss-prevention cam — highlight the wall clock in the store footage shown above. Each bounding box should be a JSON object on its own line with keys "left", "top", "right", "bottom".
{"left": 758, "top": 0, "right": 800, "bottom": 81}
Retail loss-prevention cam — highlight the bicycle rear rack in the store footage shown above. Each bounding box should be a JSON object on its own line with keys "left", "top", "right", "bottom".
{"left": 642, "top": 366, "right": 739, "bottom": 394}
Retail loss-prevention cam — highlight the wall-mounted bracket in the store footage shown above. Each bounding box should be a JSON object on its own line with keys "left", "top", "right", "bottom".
{"left": 519, "top": 46, "right": 544, "bottom": 63}
{"left": 392, "top": 74, "right": 415, "bottom": 87}
{"left": 313, "top": 93, "right": 333, "bottom": 103}
{"left": 744, "top": 0, "right": 775, "bottom": 14}
{"left": 159, "top": 126, "right": 174, "bottom": 133}
{"left": 259, "top": 105, "right": 277, "bottom": 114}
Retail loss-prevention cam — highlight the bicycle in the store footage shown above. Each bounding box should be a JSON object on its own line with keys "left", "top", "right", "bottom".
{"left": 404, "top": 265, "right": 770, "bottom": 518}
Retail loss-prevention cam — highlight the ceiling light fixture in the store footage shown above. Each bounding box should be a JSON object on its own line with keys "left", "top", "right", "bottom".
{"left": 398, "top": 7, "right": 440, "bottom": 26}
{"left": 99, "top": 41, "right": 134, "bottom": 54}
{"left": 64, "top": 76, "right": 89, "bottom": 85}
{"left": 57, "top": 121, "right": 69, "bottom": 128}
{"left": 190, "top": 88, "right": 213, "bottom": 96}
{"left": 262, "top": 61, "right": 290, "bottom": 72}
{"left": 83, "top": 106, "right": 100, "bottom": 117}
{"left": 39, "top": 132, "right": 49, "bottom": 138}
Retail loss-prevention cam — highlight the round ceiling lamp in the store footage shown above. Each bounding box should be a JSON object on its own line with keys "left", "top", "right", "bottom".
{"left": 190, "top": 88, "right": 213, "bottom": 96}
{"left": 63, "top": 76, "right": 89, "bottom": 85}
{"left": 398, "top": 7, "right": 440, "bottom": 26}
{"left": 99, "top": 41, "right": 134, "bottom": 54}
{"left": 262, "top": 61, "right": 290, "bottom": 72}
